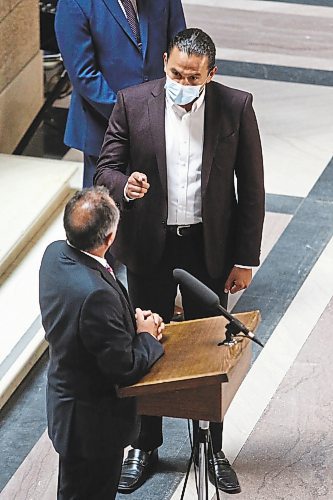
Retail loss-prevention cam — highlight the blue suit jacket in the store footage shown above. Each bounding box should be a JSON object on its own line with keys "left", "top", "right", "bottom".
{"left": 55, "top": 0, "right": 186, "bottom": 156}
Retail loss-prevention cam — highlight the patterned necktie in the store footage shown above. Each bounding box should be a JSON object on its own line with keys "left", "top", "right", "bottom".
{"left": 121, "top": 0, "right": 141, "bottom": 46}
{"left": 105, "top": 264, "right": 115, "bottom": 279}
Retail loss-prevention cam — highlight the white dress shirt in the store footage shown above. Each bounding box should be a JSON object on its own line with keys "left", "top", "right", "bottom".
{"left": 124, "top": 87, "right": 251, "bottom": 269}
{"left": 82, "top": 250, "right": 117, "bottom": 278}
{"left": 165, "top": 89, "right": 206, "bottom": 225}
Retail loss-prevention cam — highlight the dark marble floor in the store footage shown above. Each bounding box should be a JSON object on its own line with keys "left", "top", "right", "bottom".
{"left": 0, "top": 352, "right": 48, "bottom": 491}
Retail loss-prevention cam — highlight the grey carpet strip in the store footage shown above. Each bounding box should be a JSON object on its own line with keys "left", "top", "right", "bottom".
{"left": 0, "top": 352, "right": 48, "bottom": 492}
{"left": 0, "top": 315, "right": 42, "bottom": 380}
{"left": 266, "top": 194, "right": 303, "bottom": 215}
{"left": 234, "top": 156, "right": 333, "bottom": 361}
{"left": 216, "top": 59, "right": 333, "bottom": 86}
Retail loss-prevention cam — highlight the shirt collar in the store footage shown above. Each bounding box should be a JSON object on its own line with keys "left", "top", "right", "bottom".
{"left": 66, "top": 241, "right": 108, "bottom": 268}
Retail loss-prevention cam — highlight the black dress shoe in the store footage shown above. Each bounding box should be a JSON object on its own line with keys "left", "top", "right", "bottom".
{"left": 208, "top": 451, "right": 241, "bottom": 494}
{"left": 117, "top": 448, "right": 158, "bottom": 493}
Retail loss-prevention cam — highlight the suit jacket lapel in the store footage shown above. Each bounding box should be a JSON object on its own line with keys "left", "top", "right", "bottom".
{"left": 201, "top": 83, "right": 223, "bottom": 199}
{"left": 102, "top": 0, "right": 140, "bottom": 51}
{"left": 148, "top": 79, "right": 167, "bottom": 197}
{"left": 64, "top": 244, "right": 136, "bottom": 326}
{"left": 137, "top": 0, "right": 148, "bottom": 59}
{"left": 202, "top": 82, "right": 239, "bottom": 199}
{"left": 116, "top": 278, "right": 135, "bottom": 314}
{"left": 99, "top": 266, "right": 137, "bottom": 329}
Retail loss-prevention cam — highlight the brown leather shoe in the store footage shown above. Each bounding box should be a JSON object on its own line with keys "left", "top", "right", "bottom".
{"left": 117, "top": 448, "right": 158, "bottom": 493}
{"left": 208, "top": 451, "right": 241, "bottom": 493}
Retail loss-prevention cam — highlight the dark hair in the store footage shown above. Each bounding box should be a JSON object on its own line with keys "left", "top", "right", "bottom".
{"left": 63, "top": 186, "right": 119, "bottom": 251}
{"left": 168, "top": 28, "right": 216, "bottom": 71}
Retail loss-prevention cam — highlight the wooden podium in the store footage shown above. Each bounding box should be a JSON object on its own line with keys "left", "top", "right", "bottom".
{"left": 118, "top": 311, "right": 260, "bottom": 422}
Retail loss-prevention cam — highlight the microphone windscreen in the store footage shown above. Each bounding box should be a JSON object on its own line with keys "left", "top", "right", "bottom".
{"left": 173, "top": 269, "right": 220, "bottom": 310}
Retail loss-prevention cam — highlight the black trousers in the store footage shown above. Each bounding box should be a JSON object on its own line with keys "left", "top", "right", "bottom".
{"left": 127, "top": 225, "right": 229, "bottom": 454}
{"left": 57, "top": 450, "right": 123, "bottom": 500}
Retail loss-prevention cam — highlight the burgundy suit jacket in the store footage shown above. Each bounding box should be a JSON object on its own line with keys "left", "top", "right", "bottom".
{"left": 95, "top": 78, "right": 265, "bottom": 279}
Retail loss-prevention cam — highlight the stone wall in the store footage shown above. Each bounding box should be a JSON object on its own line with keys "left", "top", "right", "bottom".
{"left": 0, "top": 0, "right": 43, "bottom": 153}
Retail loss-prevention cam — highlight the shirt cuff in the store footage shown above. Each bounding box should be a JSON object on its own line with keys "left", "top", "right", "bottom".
{"left": 234, "top": 264, "right": 255, "bottom": 269}
{"left": 123, "top": 182, "right": 134, "bottom": 202}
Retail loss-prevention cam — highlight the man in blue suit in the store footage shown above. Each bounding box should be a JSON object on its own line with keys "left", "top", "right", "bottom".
{"left": 55, "top": 0, "right": 186, "bottom": 187}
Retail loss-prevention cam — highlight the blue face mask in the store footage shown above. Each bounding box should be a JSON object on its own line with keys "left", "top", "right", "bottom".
{"left": 164, "top": 75, "right": 202, "bottom": 105}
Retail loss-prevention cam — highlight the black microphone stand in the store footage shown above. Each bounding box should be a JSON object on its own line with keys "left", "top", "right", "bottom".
{"left": 180, "top": 420, "right": 221, "bottom": 500}
{"left": 216, "top": 305, "right": 264, "bottom": 348}
{"left": 218, "top": 320, "right": 241, "bottom": 346}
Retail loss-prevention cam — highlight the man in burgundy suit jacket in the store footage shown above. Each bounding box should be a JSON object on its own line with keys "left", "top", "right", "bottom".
{"left": 95, "top": 28, "right": 265, "bottom": 494}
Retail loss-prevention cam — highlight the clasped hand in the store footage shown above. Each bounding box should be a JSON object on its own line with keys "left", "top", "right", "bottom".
{"left": 135, "top": 308, "right": 164, "bottom": 341}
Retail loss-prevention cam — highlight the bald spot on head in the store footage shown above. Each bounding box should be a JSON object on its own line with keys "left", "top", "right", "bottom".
{"left": 63, "top": 186, "right": 119, "bottom": 252}
{"left": 69, "top": 195, "right": 104, "bottom": 233}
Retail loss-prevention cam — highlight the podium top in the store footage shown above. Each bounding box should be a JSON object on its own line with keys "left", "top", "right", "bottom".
{"left": 119, "top": 311, "right": 260, "bottom": 398}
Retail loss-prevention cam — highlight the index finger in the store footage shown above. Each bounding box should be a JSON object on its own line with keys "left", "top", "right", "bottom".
{"left": 135, "top": 307, "right": 144, "bottom": 320}
{"left": 152, "top": 313, "right": 161, "bottom": 325}
{"left": 133, "top": 172, "right": 147, "bottom": 183}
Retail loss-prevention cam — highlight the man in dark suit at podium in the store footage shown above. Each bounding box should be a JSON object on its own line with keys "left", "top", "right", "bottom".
{"left": 95, "top": 28, "right": 265, "bottom": 494}
{"left": 39, "top": 187, "right": 164, "bottom": 499}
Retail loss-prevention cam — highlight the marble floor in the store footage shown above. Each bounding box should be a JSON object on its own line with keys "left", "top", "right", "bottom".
{"left": 1, "top": 0, "right": 333, "bottom": 499}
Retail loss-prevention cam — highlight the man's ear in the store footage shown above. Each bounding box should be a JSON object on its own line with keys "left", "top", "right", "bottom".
{"left": 207, "top": 65, "right": 218, "bottom": 84}
{"left": 106, "top": 231, "right": 116, "bottom": 248}
{"left": 163, "top": 52, "right": 168, "bottom": 73}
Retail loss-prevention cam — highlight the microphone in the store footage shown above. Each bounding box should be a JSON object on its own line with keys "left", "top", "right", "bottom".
{"left": 173, "top": 268, "right": 263, "bottom": 348}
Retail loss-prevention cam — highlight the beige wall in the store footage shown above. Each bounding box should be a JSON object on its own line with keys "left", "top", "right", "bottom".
{"left": 0, "top": 0, "right": 43, "bottom": 153}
